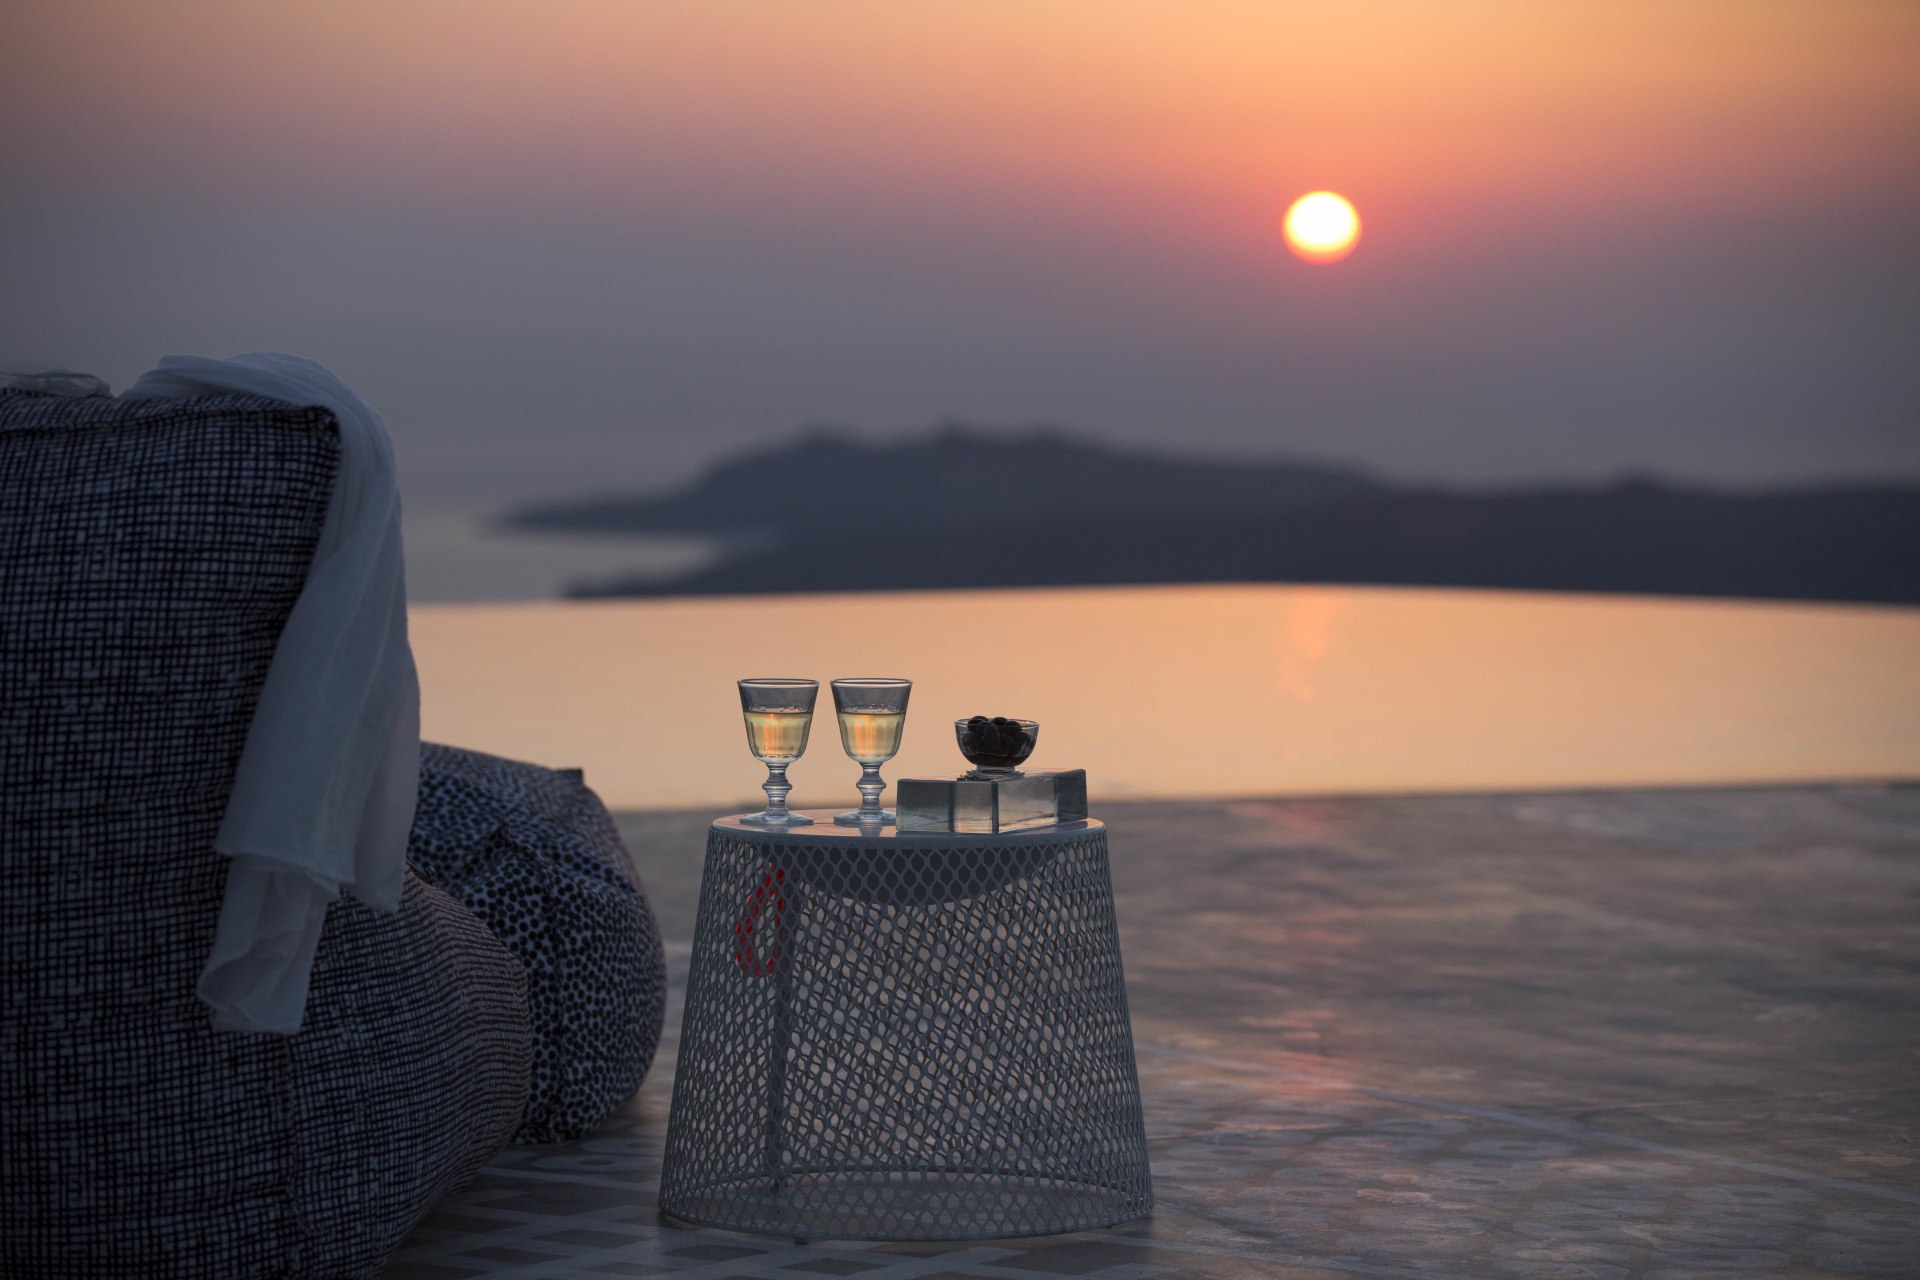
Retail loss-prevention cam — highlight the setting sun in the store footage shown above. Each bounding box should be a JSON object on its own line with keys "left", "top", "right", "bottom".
{"left": 1283, "top": 191, "right": 1361, "bottom": 264}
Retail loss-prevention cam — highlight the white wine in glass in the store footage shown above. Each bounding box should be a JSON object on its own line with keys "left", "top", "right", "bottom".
{"left": 835, "top": 708, "right": 904, "bottom": 764}
{"left": 745, "top": 707, "right": 813, "bottom": 762}
{"left": 737, "top": 678, "right": 818, "bottom": 825}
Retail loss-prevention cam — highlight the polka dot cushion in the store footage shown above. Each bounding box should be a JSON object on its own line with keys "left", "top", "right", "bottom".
{"left": 409, "top": 743, "right": 668, "bottom": 1143}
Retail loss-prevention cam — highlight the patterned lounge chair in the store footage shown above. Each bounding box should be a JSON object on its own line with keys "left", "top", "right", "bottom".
{"left": 0, "top": 388, "right": 666, "bottom": 1278}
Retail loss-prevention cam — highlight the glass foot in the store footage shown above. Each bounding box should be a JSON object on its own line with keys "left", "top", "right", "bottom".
{"left": 741, "top": 811, "right": 814, "bottom": 826}
{"left": 834, "top": 809, "right": 894, "bottom": 826}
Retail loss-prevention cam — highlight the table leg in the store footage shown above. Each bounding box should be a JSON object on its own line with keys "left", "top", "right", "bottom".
{"left": 764, "top": 874, "right": 793, "bottom": 1197}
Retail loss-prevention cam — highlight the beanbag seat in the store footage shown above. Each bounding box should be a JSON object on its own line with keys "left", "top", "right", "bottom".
{"left": 0, "top": 388, "right": 533, "bottom": 1278}
{"left": 408, "top": 742, "right": 669, "bottom": 1143}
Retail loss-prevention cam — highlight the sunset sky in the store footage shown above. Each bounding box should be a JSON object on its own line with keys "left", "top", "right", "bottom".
{"left": 4, "top": 0, "right": 1916, "bottom": 518}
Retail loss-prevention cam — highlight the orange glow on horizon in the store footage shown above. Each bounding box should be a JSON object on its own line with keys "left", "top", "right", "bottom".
{"left": 9, "top": 0, "right": 1911, "bottom": 245}
{"left": 1283, "top": 192, "right": 1361, "bottom": 263}
{"left": 2, "top": 0, "right": 1913, "bottom": 332}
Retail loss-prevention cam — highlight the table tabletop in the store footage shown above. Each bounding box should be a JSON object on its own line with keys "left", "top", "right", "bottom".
{"left": 710, "top": 810, "right": 1103, "bottom": 847}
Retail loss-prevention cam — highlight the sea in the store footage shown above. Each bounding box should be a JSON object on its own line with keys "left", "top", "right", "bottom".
{"left": 403, "top": 507, "right": 717, "bottom": 603}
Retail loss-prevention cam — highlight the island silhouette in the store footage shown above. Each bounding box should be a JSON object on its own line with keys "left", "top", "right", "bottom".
{"left": 503, "top": 426, "right": 1920, "bottom": 605}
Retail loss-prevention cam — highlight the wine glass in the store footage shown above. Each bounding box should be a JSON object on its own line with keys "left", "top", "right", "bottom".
{"left": 738, "top": 678, "right": 817, "bottom": 825}
{"left": 830, "top": 678, "right": 911, "bottom": 826}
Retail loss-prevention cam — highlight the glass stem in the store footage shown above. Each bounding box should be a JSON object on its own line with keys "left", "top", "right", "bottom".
{"left": 856, "top": 764, "right": 886, "bottom": 819}
{"left": 762, "top": 762, "right": 793, "bottom": 818}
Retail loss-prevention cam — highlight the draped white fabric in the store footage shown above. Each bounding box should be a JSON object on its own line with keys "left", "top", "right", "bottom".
{"left": 122, "top": 354, "right": 419, "bottom": 1035}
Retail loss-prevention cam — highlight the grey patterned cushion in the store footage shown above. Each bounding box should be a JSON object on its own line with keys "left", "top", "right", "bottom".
{"left": 0, "top": 390, "right": 531, "bottom": 1278}
{"left": 409, "top": 743, "right": 668, "bottom": 1143}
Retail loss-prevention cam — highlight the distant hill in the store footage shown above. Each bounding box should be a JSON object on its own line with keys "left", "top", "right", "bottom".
{"left": 506, "top": 425, "right": 1383, "bottom": 535}
{"left": 501, "top": 428, "right": 1920, "bottom": 605}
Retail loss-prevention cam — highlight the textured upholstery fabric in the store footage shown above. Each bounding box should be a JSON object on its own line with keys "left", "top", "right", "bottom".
{"left": 409, "top": 743, "right": 669, "bottom": 1143}
{"left": 0, "top": 390, "right": 530, "bottom": 1279}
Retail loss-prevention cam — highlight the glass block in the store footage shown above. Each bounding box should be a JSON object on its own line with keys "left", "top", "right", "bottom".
{"left": 893, "top": 772, "right": 1087, "bottom": 833}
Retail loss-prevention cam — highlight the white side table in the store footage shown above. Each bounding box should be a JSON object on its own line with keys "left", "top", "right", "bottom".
{"left": 658, "top": 812, "right": 1152, "bottom": 1241}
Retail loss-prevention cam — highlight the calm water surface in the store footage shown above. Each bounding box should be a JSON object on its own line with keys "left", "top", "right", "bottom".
{"left": 403, "top": 510, "right": 719, "bottom": 603}
{"left": 411, "top": 584, "right": 1920, "bottom": 811}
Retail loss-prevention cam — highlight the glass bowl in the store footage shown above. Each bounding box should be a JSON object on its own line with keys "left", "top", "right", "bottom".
{"left": 955, "top": 717, "right": 1038, "bottom": 776}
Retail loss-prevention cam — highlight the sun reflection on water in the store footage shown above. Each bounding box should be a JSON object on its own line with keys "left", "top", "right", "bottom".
{"left": 411, "top": 584, "right": 1920, "bottom": 811}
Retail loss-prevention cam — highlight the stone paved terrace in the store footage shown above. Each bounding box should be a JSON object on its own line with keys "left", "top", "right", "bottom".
{"left": 386, "top": 784, "right": 1920, "bottom": 1279}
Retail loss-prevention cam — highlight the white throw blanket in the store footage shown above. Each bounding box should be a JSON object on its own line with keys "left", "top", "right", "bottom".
{"left": 120, "top": 354, "right": 420, "bottom": 1035}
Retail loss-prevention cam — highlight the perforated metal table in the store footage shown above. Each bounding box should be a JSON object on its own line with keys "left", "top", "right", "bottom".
{"left": 658, "top": 812, "right": 1153, "bottom": 1241}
